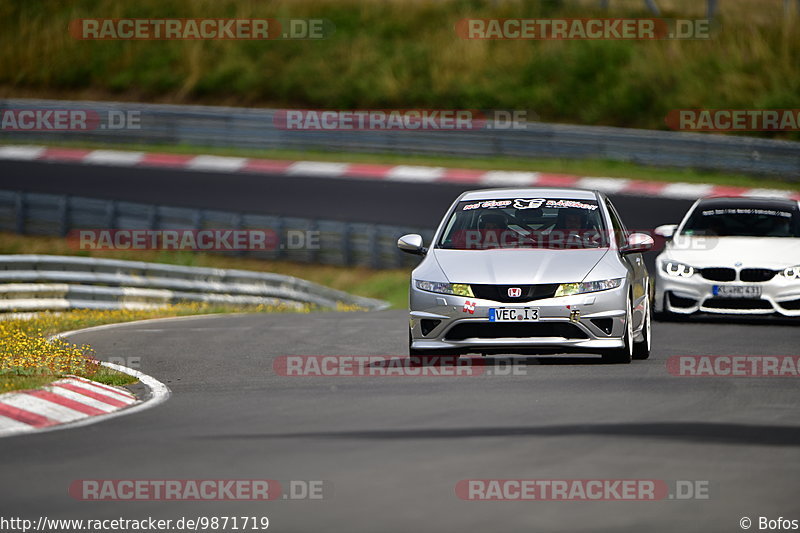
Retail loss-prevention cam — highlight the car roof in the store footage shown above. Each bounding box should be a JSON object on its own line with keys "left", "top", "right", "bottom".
{"left": 697, "top": 196, "right": 799, "bottom": 210}
{"left": 459, "top": 188, "right": 599, "bottom": 201}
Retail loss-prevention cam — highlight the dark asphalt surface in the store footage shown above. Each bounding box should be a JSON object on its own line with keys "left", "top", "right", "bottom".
{"left": 1, "top": 159, "right": 797, "bottom": 532}
{"left": 0, "top": 160, "right": 693, "bottom": 228}
{"left": 2, "top": 311, "right": 799, "bottom": 532}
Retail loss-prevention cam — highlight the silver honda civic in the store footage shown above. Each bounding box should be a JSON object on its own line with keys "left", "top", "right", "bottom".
{"left": 398, "top": 188, "right": 654, "bottom": 364}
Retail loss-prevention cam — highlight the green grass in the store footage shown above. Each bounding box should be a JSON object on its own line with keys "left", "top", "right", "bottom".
{"left": 0, "top": 0, "right": 798, "bottom": 138}
{"left": 3, "top": 139, "right": 797, "bottom": 190}
{"left": 91, "top": 366, "right": 138, "bottom": 387}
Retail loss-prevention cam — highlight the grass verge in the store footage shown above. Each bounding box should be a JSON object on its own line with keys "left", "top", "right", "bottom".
{"left": 1, "top": 0, "right": 797, "bottom": 137}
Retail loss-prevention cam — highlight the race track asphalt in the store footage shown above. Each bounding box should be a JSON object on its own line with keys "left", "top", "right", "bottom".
{"left": 0, "top": 160, "right": 694, "bottom": 229}
{"left": 1, "top": 311, "right": 798, "bottom": 532}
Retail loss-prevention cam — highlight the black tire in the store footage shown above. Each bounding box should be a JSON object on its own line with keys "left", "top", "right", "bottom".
{"left": 632, "top": 295, "right": 651, "bottom": 360}
{"left": 601, "top": 297, "right": 633, "bottom": 364}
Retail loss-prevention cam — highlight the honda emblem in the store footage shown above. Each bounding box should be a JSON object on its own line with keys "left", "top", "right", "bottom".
{"left": 507, "top": 287, "right": 522, "bottom": 298}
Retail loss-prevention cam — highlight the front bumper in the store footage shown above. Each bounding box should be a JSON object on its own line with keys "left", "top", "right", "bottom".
{"left": 409, "top": 284, "right": 628, "bottom": 353}
{"left": 654, "top": 270, "right": 800, "bottom": 317}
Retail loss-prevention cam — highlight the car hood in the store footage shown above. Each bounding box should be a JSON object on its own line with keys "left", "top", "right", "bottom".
{"left": 432, "top": 248, "right": 609, "bottom": 285}
{"left": 662, "top": 236, "right": 800, "bottom": 269}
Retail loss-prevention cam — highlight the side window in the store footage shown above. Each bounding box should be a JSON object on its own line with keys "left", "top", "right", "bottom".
{"left": 605, "top": 200, "right": 629, "bottom": 248}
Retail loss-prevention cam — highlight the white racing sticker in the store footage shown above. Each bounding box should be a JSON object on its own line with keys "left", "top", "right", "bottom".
{"left": 462, "top": 198, "right": 599, "bottom": 211}
{"left": 513, "top": 198, "right": 546, "bottom": 209}
{"left": 701, "top": 208, "right": 792, "bottom": 218}
{"left": 463, "top": 200, "right": 513, "bottom": 210}
{"left": 545, "top": 199, "right": 599, "bottom": 210}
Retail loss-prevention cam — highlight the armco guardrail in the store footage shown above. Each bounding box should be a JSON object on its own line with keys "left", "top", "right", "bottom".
{"left": 0, "top": 98, "right": 798, "bottom": 179}
{"left": 0, "top": 190, "right": 433, "bottom": 270}
{"left": 0, "top": 255, "right": 389, "bottom": 312}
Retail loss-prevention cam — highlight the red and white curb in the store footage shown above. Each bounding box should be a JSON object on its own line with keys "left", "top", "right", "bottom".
{"left": 1, "top": 144, "right": 798, "bottom": 201}
{"left": 0, "top": 375, "right": 138, "bottom": 435}
{"left": 0, "top": 321, "right": 174, "bottom": 437}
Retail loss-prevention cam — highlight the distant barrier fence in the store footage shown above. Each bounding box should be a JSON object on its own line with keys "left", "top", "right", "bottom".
{"left": 0, "top": 190, "right": 433, "bottom": 270}
{"left": 0, "top": 255, "right": 390, "bottom": 312}
{"left": 0, "top": 99, "right": 798, "bottom": 179}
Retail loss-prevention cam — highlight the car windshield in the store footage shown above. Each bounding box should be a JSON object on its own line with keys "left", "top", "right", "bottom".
{"left": 680, "top": 204, "right": 800, "bottom": 237}
{"left": 437, "top": 198, "right": 608, "bottom": 250}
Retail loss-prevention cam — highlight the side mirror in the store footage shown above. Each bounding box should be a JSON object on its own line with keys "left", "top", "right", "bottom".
{"left": 654, "top": 224, "right": 678, "bottom": 239}
{"left": 621, "top": 232, "right": 654, "bottom": 254}
{"left": 397, "top": 234, "right": 426, "bottom": 255}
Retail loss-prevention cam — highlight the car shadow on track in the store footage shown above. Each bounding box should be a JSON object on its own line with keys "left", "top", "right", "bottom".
{"left": 400, "top": 355, "right": 610, "bottom": 367}
{"left": 656, "top": 314, "right": 799, "bottom": 327}
{"left": 203, "top": 422, "right": 800, "bottom": 447}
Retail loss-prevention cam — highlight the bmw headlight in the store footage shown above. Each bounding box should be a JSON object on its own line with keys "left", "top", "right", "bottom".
{"left": 781, "top": 266, "right": 800, "bottom": 280}
{"left": 554, "top": 278, "right": 624, "bottom": 297}
{"left": 662, "top": 261, "right": 695, "bottom": 278}
{"left": 415, "top": 280, "right": 474, "bottom": 297}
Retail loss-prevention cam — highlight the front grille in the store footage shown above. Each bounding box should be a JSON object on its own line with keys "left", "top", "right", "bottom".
{"left": 444, "top": 322, "right": 588, "bottom": 341}
{"left": 739, "top": 268, "right": 778, "bottom": 282}
{"left": 700, "top": 268, "right": 736, "bottom": 282}
{"left": 778, "top": 299, "right": 800, "bottom": 310}
{"left": 470, "top": 284, "right": 560, "bottom": 303}
{"left": 703, "top": 298, "right": 772, "bottom": 310}
{"left": 668, "top": 292, "right": 697, "bottom": 308}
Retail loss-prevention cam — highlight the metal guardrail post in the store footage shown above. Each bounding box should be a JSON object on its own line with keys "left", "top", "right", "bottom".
{"left": 275, "top": 216, "right": 286, "bottom": 260}
{"left": 105, "top": 200, "right": 117, "bottom": 229}
{"left": 643, "top": 0, "right": 661, "bottom": 15}
{"left": 231, "top": 212, "right": 244, "bottom": 257}
{"left": 342, "top": 222, "right": 352, "bottom": 266}
{"left": 14, "top": 191, "right": 25, "bottom": 234}
{"left": 308, "top": 219, "right": 319, "bottom": 263}
{"left": 58, "top": 196, "right": 69, "bottom": 237}
{"left": 707, "top": 0, "right": 719, "bottom": 18}
{"left": 148, "top": 205, "right": 158, "bottom": 230}
{"left": 192, "top": 208, "right": 204, "bottom": 230}
{"left": 368, "top": 226, "right": 380, "bottom": 269}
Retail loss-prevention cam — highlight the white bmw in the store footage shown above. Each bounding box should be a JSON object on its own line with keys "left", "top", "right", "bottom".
{"left": 654, "top": 196, "right": 800, "bottom": 317}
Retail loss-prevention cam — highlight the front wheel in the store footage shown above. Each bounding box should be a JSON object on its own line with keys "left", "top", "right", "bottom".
{"left": 632, "top": 296, "right": 652, "bottom": 360}
{"left": 601, "top": 297, "right": 633, "bottom": 364}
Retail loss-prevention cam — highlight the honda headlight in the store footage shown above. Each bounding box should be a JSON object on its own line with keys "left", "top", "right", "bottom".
{"left": 554, "top": 278, "right": 624, "bottom": 297}
{"left": 781, "top": 266, "right": 800, "bottom": 280}
{"left": 662, "top": 261, "right": 695, "bottom": 278}
{"left": 415, "top": 280, "right": 474, "bottom": 297}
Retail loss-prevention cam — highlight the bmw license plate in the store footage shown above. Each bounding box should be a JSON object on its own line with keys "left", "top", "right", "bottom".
{"left": 713, "top": 285, "right": 762, "bottom": 298}
{"left": 489, "top": 308, "right": 539, "bottom": 322}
